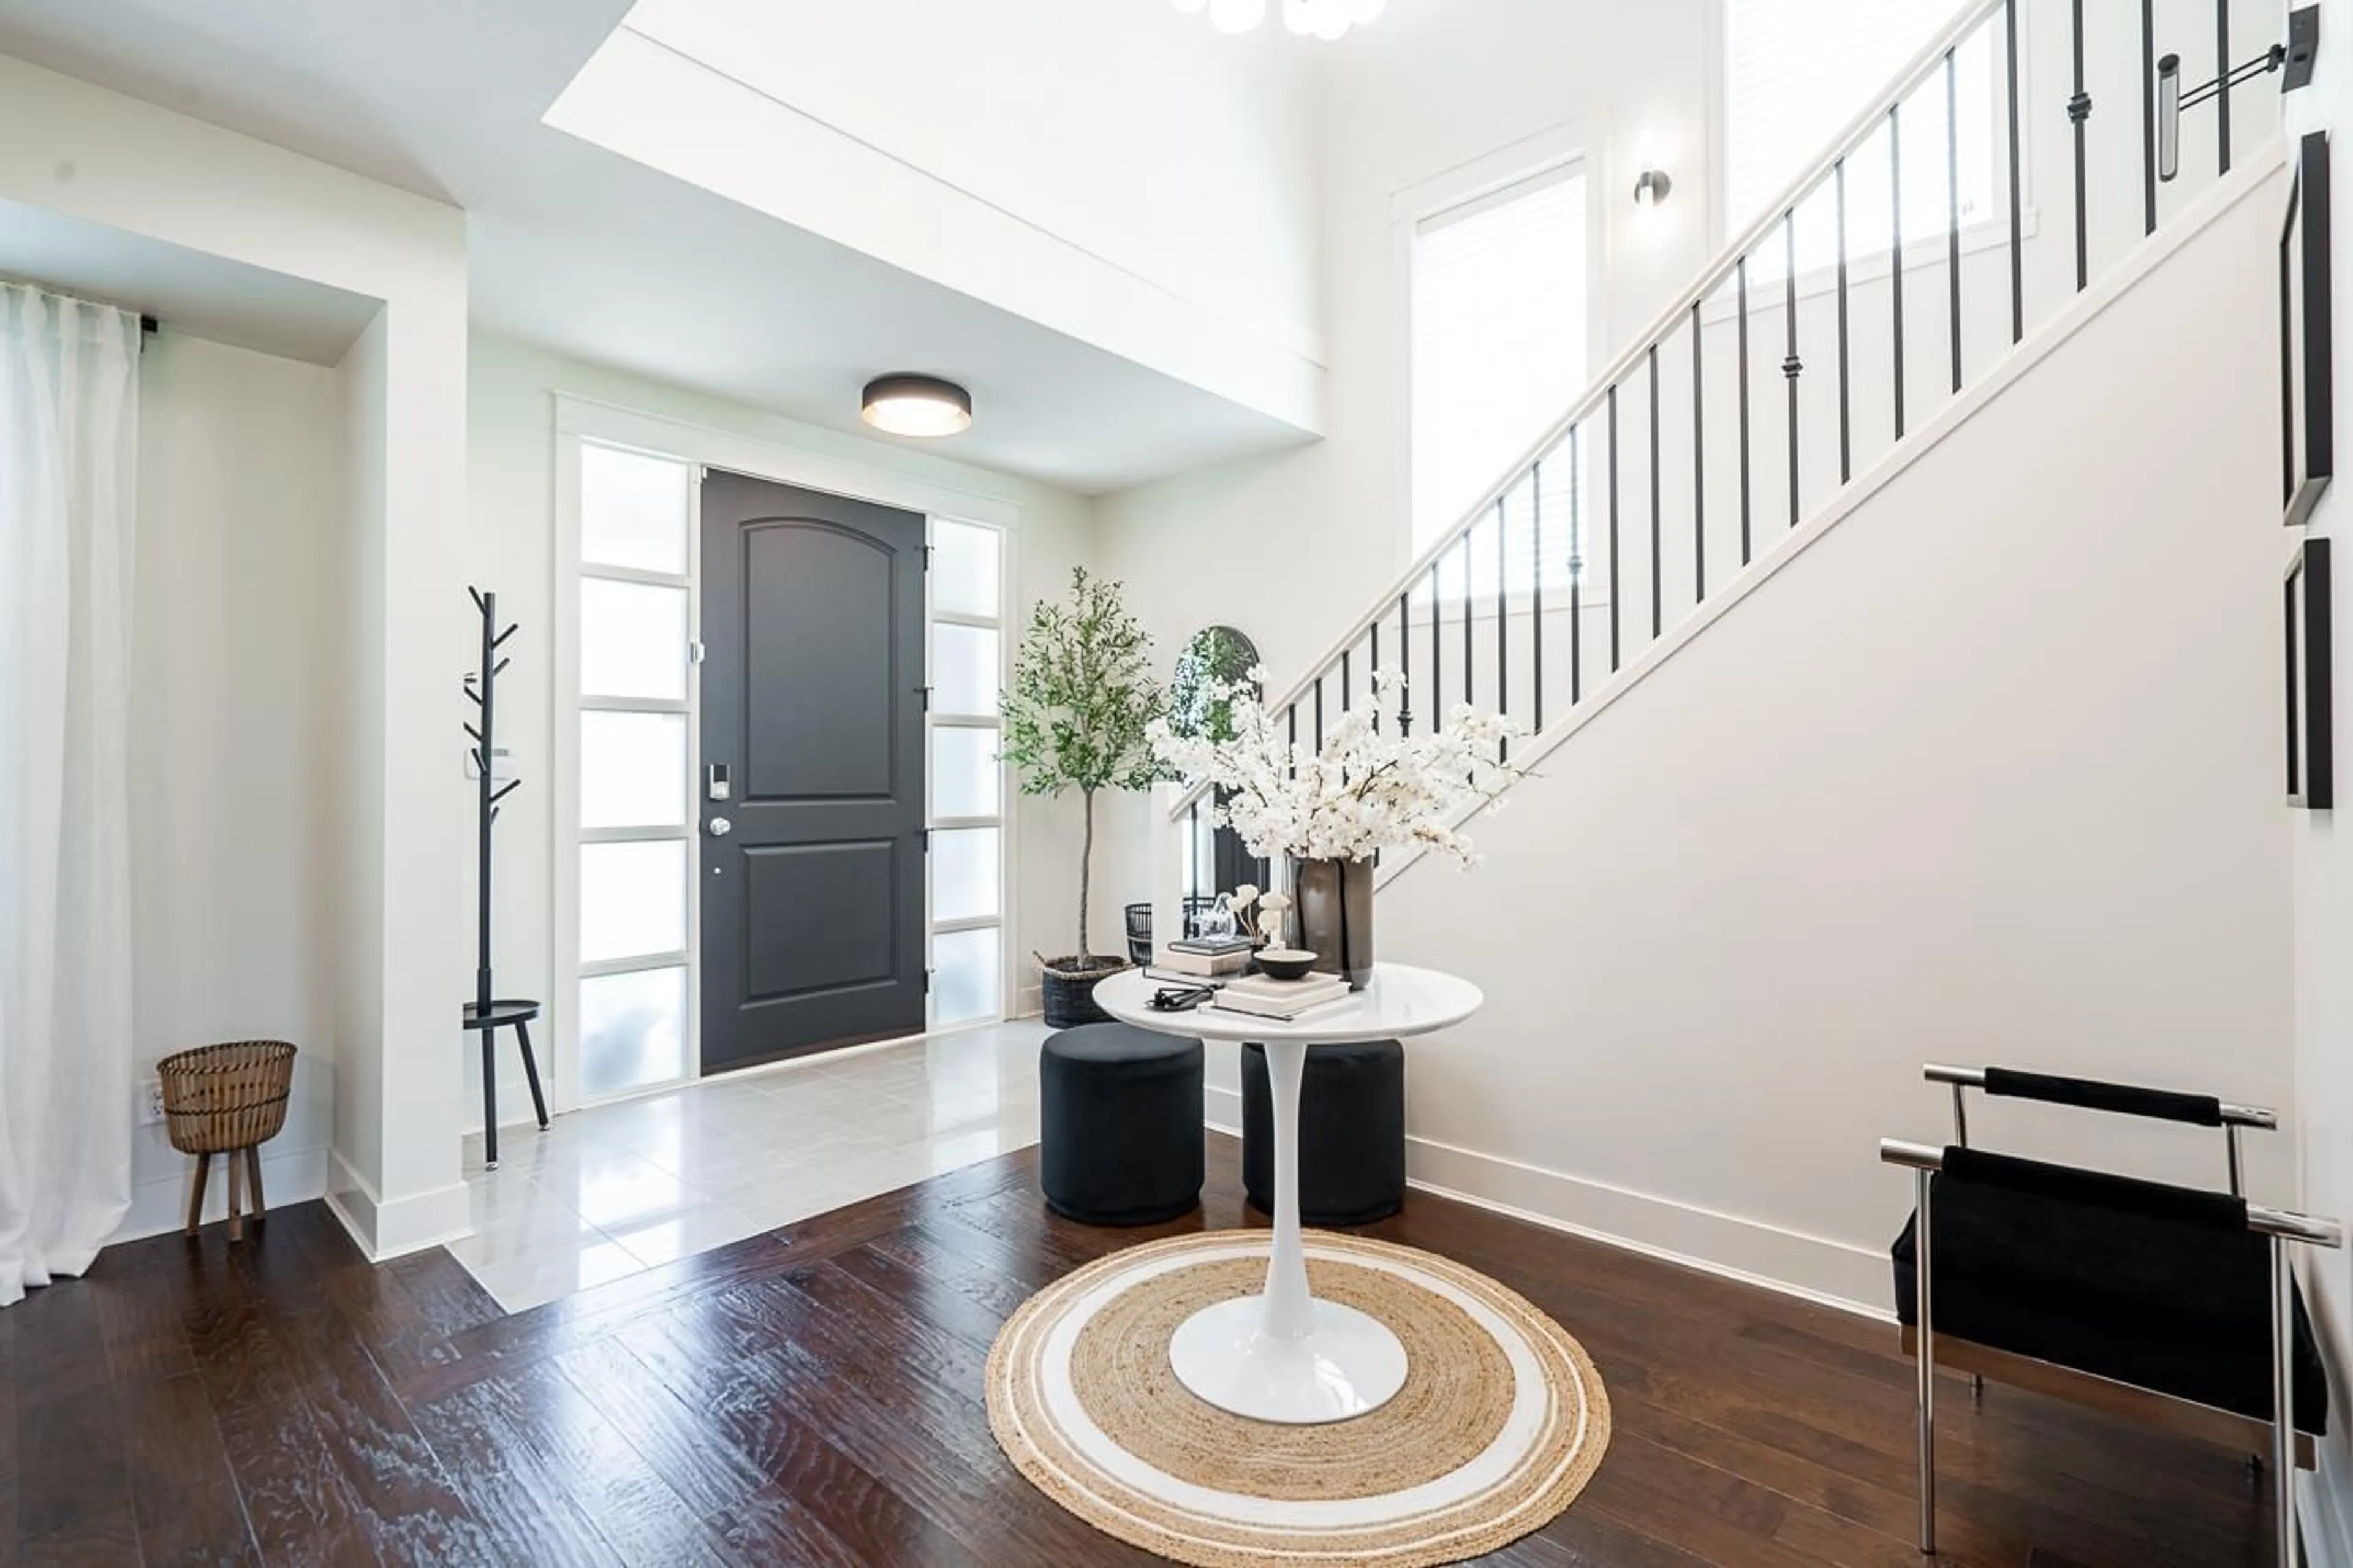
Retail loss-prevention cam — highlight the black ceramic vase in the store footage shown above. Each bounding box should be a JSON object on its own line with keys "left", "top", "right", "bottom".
{"left": 1292, "top": 856, "right": 1374, "bottom": 990}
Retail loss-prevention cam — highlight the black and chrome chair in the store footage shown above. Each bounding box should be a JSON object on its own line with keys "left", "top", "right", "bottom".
{"left": 1882, "top": 1064, "right": 2341, "bottom": 1565}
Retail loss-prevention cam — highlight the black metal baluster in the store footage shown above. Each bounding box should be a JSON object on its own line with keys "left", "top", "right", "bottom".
{"left": 1836, "top": 157, "right": 1852, "bottom": 484}
{"left": 1648, "top": 343, "right": 1662, "bottom": 639}
{"left": 1313, "top": 675, "right": 1324, "bottom": 751}
{"left": 1737, "top": 256, "right": 1752, "bottom": 566}
{"left": 1370, "top": 622, "right": 1382, "bottom": 732}
{"left": 2071, "top": 0, "right": 2091, "bottom": 292}
{"left": 1947, "top": 48, "right": 1963, "bottom": 392}
{"left": 1429, "top": 560, "right": 1443, "bottom": 730}
{"left": 2141, "top": 0, "right": 2158, "bottom": 235}
{"left": 1692, "top": 301, "right": 1706, "bottom": 602}
{"left": 1569, "top": 428, "right": 1585, "bottom": 703}
{"left": 1608, "top": 385, "right": 1622, "bottom": 672}
{"left": 1495, "top": 499, "right": 1509, "bottom": 744}
{"left": 1784, "top": 211, "right": 1802, "bottom": 528}
{"left": 1461, "top": 529, "right": 1475, "bottom": 717}
{"left": 2006, "top": 0, "right": 2024, "bottom": 343}
{"left": 1532, "top": 457, "right": 1545, "bottom": 732}
{"left": 1891, "top": 104, "right": 1906, "bottom": 441}
{"left": 2217, "top": 0, "right": 2233, "bottom": 174}
{"left": 1341, "top": 646, "right": 1352, "bottom": 714}
{"left": 1396, "top": 593, "right": 1412, "bottom": 736}
{"left": 1187, "top": 798, "right": 1200, "bottom": 914}
{"left": 1287, "top": 703, "right": 1298, "bottom": 774}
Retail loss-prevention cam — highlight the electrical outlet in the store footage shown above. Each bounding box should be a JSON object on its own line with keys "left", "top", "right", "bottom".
{"left": 139, "top": 1080, "right": 166, "bottom": 1126}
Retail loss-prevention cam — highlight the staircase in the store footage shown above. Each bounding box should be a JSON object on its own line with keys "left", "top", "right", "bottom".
{"left": 1172, "top": 0, "right": 2300, "bottom": 898}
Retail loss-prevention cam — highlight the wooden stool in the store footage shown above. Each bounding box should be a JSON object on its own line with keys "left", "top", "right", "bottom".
{"left": 157, "top": 1040, "right": 296, "bottom": 1242}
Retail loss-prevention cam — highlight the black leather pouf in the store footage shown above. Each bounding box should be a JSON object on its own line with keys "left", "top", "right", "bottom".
{"left": 1039, "top": 1023, "right": 1205, "bottom": 1225}
{"left": 1241, "top": 1040, "right": 1407, "bottom": 1226}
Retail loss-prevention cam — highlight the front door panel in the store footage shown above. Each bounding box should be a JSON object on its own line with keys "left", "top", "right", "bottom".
{"left": 699, "top": 470, "right": 926, "bottom": 1073}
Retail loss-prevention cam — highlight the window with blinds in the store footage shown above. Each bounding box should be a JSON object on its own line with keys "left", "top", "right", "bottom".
{"left": 1410, "top": 164, "right": 1590, "bottom": 578}
{"left": 1723, "top": 0, "right": 1999, "bottom": 274}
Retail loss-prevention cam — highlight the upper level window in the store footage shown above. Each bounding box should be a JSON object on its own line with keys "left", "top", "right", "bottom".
{"left": 1411, "top": 164, "right": 1590, "bottom": 562}
{"left": 1724, "top": 0, "right": 1999, "bottom": 269}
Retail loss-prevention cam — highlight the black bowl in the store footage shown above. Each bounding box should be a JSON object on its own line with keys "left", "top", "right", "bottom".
{"left": 1254, "top": 949, "right": 1319, "bottom": 982}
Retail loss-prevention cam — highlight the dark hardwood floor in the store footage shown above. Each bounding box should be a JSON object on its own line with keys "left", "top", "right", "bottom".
{"left": 2, "top": 1134, "right": 2280, "bottom": 1566}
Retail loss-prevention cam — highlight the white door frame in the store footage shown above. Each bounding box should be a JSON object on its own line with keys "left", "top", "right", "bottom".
{"left": 550, "top": 393, "right": 1023, "bottom": 1112}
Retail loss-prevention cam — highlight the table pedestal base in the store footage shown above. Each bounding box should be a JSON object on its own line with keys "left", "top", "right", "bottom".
{"left": 1168, "top": 1293, "right": 1409, "bottom": 1425}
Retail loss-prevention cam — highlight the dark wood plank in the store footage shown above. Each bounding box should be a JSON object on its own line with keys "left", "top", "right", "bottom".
{"left": 0, "top": 1126, "right": 2295, "bottom": 1568}
{"left": 14, "top": 1271, "right": 141, "bottom": 1564}
{"left": 90, "top": 1256, "right": 259, "bottom": 1567}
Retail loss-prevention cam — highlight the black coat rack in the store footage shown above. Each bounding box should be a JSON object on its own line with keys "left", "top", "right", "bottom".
{"left": 463, "top": 586, "right": 548, "bottom": 1170}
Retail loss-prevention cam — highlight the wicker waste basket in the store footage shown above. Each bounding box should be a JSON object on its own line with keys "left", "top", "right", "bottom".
{"left": 157, "top": 1040, "right": 296, "bottom": 1240}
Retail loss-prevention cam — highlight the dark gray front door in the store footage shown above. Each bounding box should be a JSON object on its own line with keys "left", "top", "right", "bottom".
{"left": 699, "top": 469, "right": 927, "bottom": 1074}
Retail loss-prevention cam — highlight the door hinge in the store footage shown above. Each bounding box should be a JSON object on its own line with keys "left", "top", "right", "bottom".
{"left": 916, "top": 684, "right": 932, "bottom": 712}
{"left": 920, "top": 828, "right": 932, "bottom": 850}
{"left": 688, "top": 640, "right": 707, "bottom": 665}
{"left": 923, "top": 544, "right": 934, "bottom": 570}
{"left": 697, "top": 464, "right": 710, "bottom": 482}
{"left": 923, "top": 968, "right": 933, "bottom": 994}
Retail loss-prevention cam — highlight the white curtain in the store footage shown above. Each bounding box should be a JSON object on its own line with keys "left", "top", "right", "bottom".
{"left": 0, "top": 284, "right": 138, "bottom": 1306}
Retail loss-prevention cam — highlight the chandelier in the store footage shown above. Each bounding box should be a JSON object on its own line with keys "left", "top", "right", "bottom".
{"left": 1173, "top": 0, "right": 1387, "bottom": 40}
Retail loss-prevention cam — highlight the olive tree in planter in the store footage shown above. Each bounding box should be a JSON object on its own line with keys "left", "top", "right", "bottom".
{"left": 1000, "top": 567, "right": 1168, "bottom": 1026}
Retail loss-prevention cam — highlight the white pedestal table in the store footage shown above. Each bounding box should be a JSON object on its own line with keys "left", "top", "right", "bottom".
{"left": 1093, "top": 963, "right": 1482, "bottom": 1425}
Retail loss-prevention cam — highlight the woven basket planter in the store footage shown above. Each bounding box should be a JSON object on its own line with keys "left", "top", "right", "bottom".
{"left": 157, "top": 1040, "right": 297, "bottom": 1155}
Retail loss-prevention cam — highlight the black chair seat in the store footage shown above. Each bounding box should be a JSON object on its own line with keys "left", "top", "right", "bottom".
{"left": 1892, "top": 1178, "right": 2329, "bottom": 1432}
{"left": 1241, "top": 1039, "right": 1406, "bottom": 1227}
{"left": 1040, "top": 1023, "right": 1203, "bottom": 1226}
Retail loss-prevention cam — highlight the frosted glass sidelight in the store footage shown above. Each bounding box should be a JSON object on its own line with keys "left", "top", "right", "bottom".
{"left": 933, "top": 926, "right": 1002, "bottom": 1026}
{"left": 931, "top": 519, "right": 1001, "bottom": 618}
{"left": 931, "top": 624, "right": 1001, "bottom": 717}
{"left": 581, "top": 839, "right": 688, "bottom": 962}
{"left": 579, "top": 965, "right": 687, "bottom": 1097}
{"left": 931, "top": 828, "right": 1001, "bottom": 923}
{"left": 930, "top": 725, "right": 1002, "bottom": 820}
{"left": 581, "top": 578, "right": 688, "bottom": 701}
{"left": 581, "top": 711, "right": 688, "bottom": 828}
{"left": 580, "top": 444, "right": 691, "bottom": 575}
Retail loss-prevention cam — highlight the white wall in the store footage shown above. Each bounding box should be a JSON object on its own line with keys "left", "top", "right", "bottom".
{"left": 2289, "top": 2, "right": 2353, "bottom": 1561}
{"left": 0, "top": 51, "right": 476, "bottom": 1258}
{"left": 546, "top": 0, "right": 1324, "bottom": 436}
{"left": 116, "top": 332, "right": 343, "bottom": 1240}
{"left": 1366, "top": 170, "right": 2293, "bottom": 1308}
{"left": 466, "top": 333, "right": 1097, "bottom": 1109}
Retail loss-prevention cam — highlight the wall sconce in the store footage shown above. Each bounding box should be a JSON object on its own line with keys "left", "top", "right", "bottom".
{"left": 1632, "top": 169, "right": 1674, "bottom": 208}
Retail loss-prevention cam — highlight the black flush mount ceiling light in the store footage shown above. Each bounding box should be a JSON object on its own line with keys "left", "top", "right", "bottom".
{"left": 1632, "top": 169, "right": 1674, "bottom": 208}
{"left": 862, "top": 373, "right": 972, "bottom": 437}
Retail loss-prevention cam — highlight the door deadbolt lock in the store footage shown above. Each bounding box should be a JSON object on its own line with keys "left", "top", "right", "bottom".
{"left": 707, "top": 816, "right": 732, "bottom": 836}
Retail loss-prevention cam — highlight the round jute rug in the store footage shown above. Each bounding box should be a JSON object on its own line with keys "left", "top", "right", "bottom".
{"left": 985, "top": 1230, "right": 1611, "bottom": 1567}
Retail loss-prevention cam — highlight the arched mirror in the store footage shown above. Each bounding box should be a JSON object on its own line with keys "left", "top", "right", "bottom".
{"left": 1169, "top": 626, "right": 1267, "bottom": 931}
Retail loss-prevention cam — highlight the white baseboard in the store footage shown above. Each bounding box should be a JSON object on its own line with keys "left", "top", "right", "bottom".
{"left": 1199, "top": 1090, "right": 1888, "bottom": 1319}
{"left": 107, "top": 1146, "right": 331, "bottom": 1246}
{"left": 325, "top": 1150, "right": 473, "bottom": 1262}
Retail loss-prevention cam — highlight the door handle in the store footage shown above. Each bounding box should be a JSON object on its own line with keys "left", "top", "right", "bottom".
{"left": 707, "top": 816, "right": 732, "bottom": 837}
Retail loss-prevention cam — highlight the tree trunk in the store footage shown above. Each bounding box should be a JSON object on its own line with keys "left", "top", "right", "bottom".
{"left": 1077, "top": 787, "right": 1095, "bottom": 968}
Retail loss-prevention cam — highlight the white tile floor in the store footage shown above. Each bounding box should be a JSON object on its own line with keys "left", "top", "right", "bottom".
{"left": 452, "top": 1021, "right": 1048, "bottom": 1311}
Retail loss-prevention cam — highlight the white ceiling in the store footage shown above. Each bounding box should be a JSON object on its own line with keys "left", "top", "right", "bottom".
{"left": 0, "top": 196, "right": 380, "bottom": 364}
{"left": 0, "top": 0, "right": 1317, "bottom": 493}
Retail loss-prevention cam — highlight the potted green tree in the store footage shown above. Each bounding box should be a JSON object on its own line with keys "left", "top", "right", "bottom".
{"left": 1001, "top": 567, "right": 1169, "bottom": 1026}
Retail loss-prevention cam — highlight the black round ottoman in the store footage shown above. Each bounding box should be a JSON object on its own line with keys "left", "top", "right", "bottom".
{"left": 1241, "top": 1039, "right": 1406, "bottom": 1226}
{"left": 1040, "top": 1023, "right": 1204, "bottom": 1225}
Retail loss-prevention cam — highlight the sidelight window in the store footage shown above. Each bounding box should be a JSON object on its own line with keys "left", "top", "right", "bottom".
{"left": 572, "top": 441, "right": 697, "bottom": 1100}
{"left": 928, "top": 519, "right": 1007, "bottom": 1028}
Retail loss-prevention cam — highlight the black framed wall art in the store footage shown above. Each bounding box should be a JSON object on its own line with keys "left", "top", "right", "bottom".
{"left": 2282, "top": 131, "right": 2333, "bottom": 527}
{"left": 2287, "top": 537, "right": 2332, "bottom": 810}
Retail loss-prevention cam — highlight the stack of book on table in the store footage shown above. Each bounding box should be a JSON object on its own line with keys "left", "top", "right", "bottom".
{"left": 1146, "top": 935, "right": 1256, "bottom": 984}
{"left": 1208, "top": 971, "right": 1353, "bottom": 1021}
